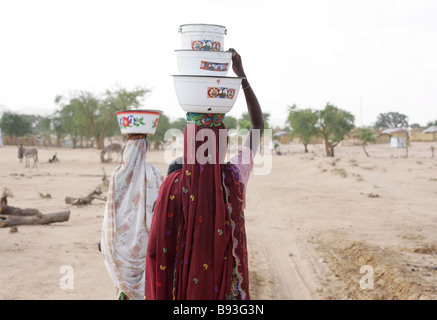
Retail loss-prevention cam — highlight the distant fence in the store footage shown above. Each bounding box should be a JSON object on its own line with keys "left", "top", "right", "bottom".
{"left": 2, "top": 136, "right": 40, "bottom": 146}
{"left": 2, "top": 135, "right": 79, "bottom": 148}
{"left": 1, "top": 135, "right": 125, "bottom": 148}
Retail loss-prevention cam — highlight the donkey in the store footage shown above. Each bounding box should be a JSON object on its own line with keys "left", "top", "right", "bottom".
{"left": 18, "top": 145, "right": 39, "bottom": 168}
{"left": 100, "top": 143, "right": 123, "bottom": 163}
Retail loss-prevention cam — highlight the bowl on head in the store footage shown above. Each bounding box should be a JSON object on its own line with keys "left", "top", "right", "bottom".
{"left": 115, "top": 109, "right": 163, "bottom": 135}
{"left": 178, "top": 24, "right": 227, "bottom": 52}
{"left": 175, "top": 50, "right": 232, "bottom": 76}
{"left": 172, "top": 75, "right": 244, "bottom": 114}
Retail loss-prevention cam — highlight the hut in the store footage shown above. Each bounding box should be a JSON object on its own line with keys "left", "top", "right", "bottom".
{"left": 378, "top": 128, "right": 409, "bottom": 147}
{"left": 273, "top": 131, "right": 291, "bottom": 144}
{"left": 375, "top": 133, "right": 391, "bottom": 144}
{"left": 423, "top": 126, "right": 437, "bottom": 140}
{"left": 411, "top": 126, "right": 437, "bottom": 142}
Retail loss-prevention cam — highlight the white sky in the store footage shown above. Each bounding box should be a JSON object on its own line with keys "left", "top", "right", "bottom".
{"left": 0, "top": 0, "right": 436, "bottom": 127}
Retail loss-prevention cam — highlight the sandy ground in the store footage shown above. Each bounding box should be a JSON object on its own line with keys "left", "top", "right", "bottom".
{"left": 1, "top": 141, "right": 437, "bottom": 300}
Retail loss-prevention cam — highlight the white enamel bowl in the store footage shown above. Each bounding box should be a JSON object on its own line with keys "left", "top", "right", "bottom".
{"left": 175, "top": 50, "right": 232, "bottom": 76}
{"left": 116, "top": 109, "right": 162, "bottom": 135}
{"left": 178, "top": 24, "right": 227, "bottom": 51}
{"left": 172, "top": 75, "right": 244, "bottom": 114}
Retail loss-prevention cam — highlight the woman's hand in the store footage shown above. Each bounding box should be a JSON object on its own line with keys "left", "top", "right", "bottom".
{"left": 229, "top": 48, "right": 246, "bottom": 79}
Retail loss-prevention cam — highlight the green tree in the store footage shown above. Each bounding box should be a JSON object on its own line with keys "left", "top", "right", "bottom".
{"left": 374, "top": 112, "right": 409, "bottom": 129}
{"left": 21, "top": 114, "right": 40, "bottom": 135}
{"left": 426, "top": 120, "right": 437, "bottom": 127}
{"left": 237, "top": 119, "right": 251, "bottom": 131}
{"left": 59, "top": 102, "right": 83, "bottom": 148}
{"left": 286, "top": 104, "right": 319, "bottom": 153}
{"left": 99, "top": 85, "right": 150, "bottom": 149}
{"left": 170, "top": 117, "right": 187, "bottom": 132}
{"left": 238, "top": 112, "right": 270, "bottom": 131}
{"left": 0, "top": 111, "right": 32, "bottom": 143}
{"left": 51, "top": 110, "right": 64, "bottom": 147}
{"left": 356, "top": 128, "right": 376, "bottom": 157}
{"left": 410, "top": 123, "right": 423, "bottom": 129}
{"left": 237, "top": 112, "right": 251, "bottom": 131}
{"left": 223, "top": 115, "right": 237, "bottom": 130}
{"left": 55, "top": 85, "right": 151, "bottom": 149}
{"left": 70, "top": 99, "right": 92, "bottom": 148}
{"left": 38, "top": 116, "right": 52, "bottom": 146}
{"left": 319, "top": 103, "right": 355, "bottom": 157}
{"left": 263, "top": 112, "right": 270, "bottom": 130}
{"left": 54, "top": 93, "right": 95, "bottom": 147}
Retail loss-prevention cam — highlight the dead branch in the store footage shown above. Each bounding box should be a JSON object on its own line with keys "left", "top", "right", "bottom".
{"left": 0, "top": 209, "right": 70, "bottom": 227}
{"left": 65, "top": 185, "right": 107, "bottom": 206}
{"left": 38, "top": 192, "right": 52, "bottom": 199}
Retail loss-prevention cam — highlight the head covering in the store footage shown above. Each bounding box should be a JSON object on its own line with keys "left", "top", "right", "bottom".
{"left": 145, "top": 113, "right": 250, "bottom": 300}
{"left": 167, "top": 156, "right": 183, "bottom": 176}
{"left": 101, "top": 136, "right": 164, "bottom": 300}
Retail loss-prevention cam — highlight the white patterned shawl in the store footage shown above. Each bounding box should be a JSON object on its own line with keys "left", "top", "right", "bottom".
{"left": 101, "top": 139, "right": 164, "bottom": 300}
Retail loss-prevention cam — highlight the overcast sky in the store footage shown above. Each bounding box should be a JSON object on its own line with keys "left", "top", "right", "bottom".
{"left": 1, "top": 0, "right": 436, "bottom": 127}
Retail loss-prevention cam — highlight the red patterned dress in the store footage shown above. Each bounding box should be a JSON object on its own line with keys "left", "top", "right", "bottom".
{"left": 145, "top": 113, "right": 253, "bottom": 300}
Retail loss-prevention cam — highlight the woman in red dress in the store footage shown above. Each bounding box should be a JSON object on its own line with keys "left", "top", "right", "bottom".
{"left": 145, "top": 49, "right": 264, "bottom": 300}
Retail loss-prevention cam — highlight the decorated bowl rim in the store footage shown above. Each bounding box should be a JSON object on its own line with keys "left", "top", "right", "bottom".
{"left": 116, "top": 109, "right": 162, "bottom": 116}
{"left": 174, "top": 49, "right": 232, "bottom": 54}
{"left": 171, "top": 75, "right": 245, "bottom": 80}
{"left": 179, "top": 23, "right": 226, "bottom": 29}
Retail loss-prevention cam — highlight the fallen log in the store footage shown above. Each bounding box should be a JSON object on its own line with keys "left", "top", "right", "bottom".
{"left": 0, "top": 210, "right": 70, "bottom": 227}
{"left": 0, "top": 204, "right": 41, "bottom": 216}
{"left": 91, "top": 194, "right": 107, "bottom": 201}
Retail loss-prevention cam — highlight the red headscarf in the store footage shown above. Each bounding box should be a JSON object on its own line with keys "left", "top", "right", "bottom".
{"left": 145, "top": 115, "right": 249, "bottom": 300}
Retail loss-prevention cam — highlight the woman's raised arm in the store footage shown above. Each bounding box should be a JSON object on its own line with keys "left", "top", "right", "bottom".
{"left": 229, "top": 48, "right": 264, "bottom": 155}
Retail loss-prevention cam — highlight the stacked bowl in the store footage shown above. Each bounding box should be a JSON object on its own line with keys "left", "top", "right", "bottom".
{"left": 173, "top": 24, "right": 244, "bottom": 114}
{"left": 115, "top": 109, "right": 162, "bottom": 135}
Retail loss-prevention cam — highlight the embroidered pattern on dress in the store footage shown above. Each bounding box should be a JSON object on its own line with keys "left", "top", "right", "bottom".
{"left": 186, "top": 113, "right": 225, "bottom": 127}
{"left": 222, "top": 170, "right": 247, "bottom": 300}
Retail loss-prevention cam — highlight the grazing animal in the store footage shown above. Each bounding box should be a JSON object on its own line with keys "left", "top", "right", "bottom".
{"left": 18, "top": 145, "right": 39, "bottom": 168}
{"left": 100, "top": 143, "right": 123, "bottom": 163}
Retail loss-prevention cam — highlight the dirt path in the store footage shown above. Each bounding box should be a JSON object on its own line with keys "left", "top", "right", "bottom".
{"left": 246, "top": 157, "right": 322, "bottom": 300}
